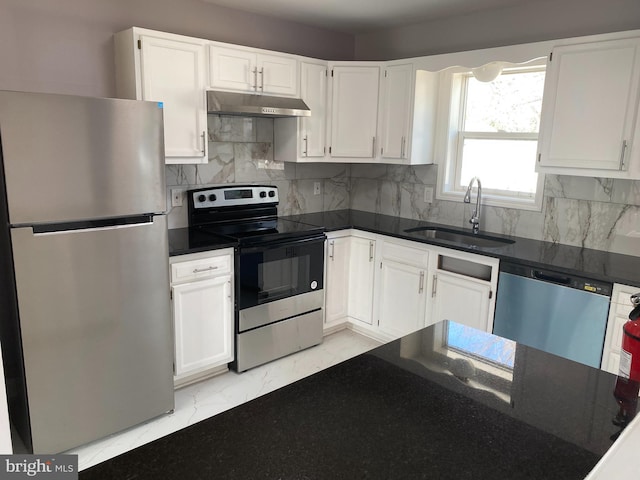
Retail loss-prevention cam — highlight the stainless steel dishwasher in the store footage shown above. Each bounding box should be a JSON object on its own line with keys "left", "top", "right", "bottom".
{"left": 493, "top": 262, "right": 612, "bottom": 368}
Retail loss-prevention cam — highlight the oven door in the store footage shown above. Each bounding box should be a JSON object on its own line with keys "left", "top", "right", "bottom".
{"left": 237, "top": 234, "right": 325, "bottom": 311}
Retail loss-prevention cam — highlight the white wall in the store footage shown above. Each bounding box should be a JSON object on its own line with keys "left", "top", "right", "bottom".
{"left": 354, "top": 0, "right": 640, "bottom": 60}
{"left": 0, "top": 0, "right": 355, "bottom": 97}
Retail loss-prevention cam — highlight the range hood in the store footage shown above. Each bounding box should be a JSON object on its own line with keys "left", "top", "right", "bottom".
{"left": 207, "top": 91, "right": 310, "bottom": 117}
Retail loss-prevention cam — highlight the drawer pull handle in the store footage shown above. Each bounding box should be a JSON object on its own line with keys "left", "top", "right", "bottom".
{"left": 193, "top": 266, "right": 219, "bottom": 273}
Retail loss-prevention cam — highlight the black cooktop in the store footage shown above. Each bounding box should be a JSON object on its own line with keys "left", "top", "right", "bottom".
{"left": 80, "top": 320, "right": 633, "bottom": 480}
{"left": 185, "top": 185, "right": 325, "bottom": 247}
{"left": 198, "top": 217, "right": 325, "bottom": 245}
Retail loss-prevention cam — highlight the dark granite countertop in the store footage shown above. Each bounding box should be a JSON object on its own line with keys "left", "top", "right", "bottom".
{"left": 283, "top": 209, "right": 640, "bottom": 287}
{"left": 168, "top": 209, "right": 640, "bottom": 287}
{"left": 80, "top": 320, "right": 634, "bottom": 480}
{"left": 168, "top": 227, "right": 237, "bottom": 256}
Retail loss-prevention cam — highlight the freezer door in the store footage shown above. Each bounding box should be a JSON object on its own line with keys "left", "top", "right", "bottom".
{"left": 11, "top": 215, "right": 174, "bottom": 453}
{"left": 0, "top": 91, "right": 165, "bottom": 224}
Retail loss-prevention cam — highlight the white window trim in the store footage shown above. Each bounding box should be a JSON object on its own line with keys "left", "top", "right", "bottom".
{"left": 435, "top": 59, "right": 547, "bottom": 211}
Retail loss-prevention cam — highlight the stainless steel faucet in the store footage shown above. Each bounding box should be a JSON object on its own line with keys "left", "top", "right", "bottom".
{"left": 463, "top": 177, "right": 482, "bottom": 234}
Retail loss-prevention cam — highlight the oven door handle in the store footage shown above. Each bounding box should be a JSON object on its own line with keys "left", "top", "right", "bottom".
{"left": 239, "top": 234, "right": 326, "bottom": 253}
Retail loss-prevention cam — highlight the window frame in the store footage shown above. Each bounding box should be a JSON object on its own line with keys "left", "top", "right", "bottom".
{"left": 436, "top": 59, "right": 547, "bottom": 211}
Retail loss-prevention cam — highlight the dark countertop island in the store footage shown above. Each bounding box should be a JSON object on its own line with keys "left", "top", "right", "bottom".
{"left": 80, "top": 321, "right": 634, "bottom": 480}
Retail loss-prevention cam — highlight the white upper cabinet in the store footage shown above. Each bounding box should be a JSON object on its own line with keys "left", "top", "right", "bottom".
{"left": 114, "top": 28, "right": 208, "bottom": 164}
{"left": 379, "top": 64, "right": 413, "bottom": 160}
{"left": 300, "top": 62, "right": 328, "bottom": 158}
{"left": 537, "top": 38, "right": 640, "bottom": 177}
{"left": 274, "top": 61, "right": 328, "bottom": 163}
{"left": 329, "top": 65, "right": 380, "bottom": 158}
{"left": 209, "top": 44, "right": 298, "bottom": 97}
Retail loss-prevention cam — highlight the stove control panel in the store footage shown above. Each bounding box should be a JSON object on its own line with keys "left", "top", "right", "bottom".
{"left": 190, "top": 185, "right": 278, "bottom": 209}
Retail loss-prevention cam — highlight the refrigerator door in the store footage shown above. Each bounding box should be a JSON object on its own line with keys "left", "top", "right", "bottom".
{"left": 10, "top": 215, "right": 174, "bottom": 453}
{"left": 0, "top": 91, "right": 166, "bottom": 225}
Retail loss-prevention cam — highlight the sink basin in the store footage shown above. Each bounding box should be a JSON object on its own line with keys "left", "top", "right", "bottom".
{"left": 403, "top": 226, "right": 515, "bottom": 249}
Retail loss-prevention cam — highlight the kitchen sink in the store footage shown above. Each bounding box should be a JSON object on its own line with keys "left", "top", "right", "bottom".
{"left": 403, "top": 226, "right": 515, "bottom": 248}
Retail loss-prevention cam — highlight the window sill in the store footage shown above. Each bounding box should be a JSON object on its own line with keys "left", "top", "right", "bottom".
{"left": 437, "top": 188, "right": 543, "bottom": 212}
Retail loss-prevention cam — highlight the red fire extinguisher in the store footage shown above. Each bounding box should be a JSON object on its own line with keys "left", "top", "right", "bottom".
{"left": 620, "top": 293, "right": 640, "bottom": 381}
{"left": 612, "top": 293, "right": 640, "bottom": 435}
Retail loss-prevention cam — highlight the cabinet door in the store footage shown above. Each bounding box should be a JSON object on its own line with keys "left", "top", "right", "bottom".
{"left": 325, "top": 237, "right": 350, "bottom": 327}
{"left": 140, "top": 35, "right": 207, "bottom": 161}
{"left": 378, "top": 260, "right": 427, "bottom": 338}
{"left": 300, "top": 62, "right": 328, "bottom": 158}
{"left": 538, "top": 38, "right": 640, "bottom": 171}
{"left": 173, "top": 275, "right": 233, "bottom": 377}
{"left": 258, "top": 53, "right": 298, "bottom": 96}
{"left": 209, "top": 45, "right": 257, "bottom": 92}
{"left": 330, "top": 66, "right": 380, "bottom": 158}
{"left": 602, "top": 283, "right": 639, "bottom": 374}
{"left": 379, "top": 64, "right": 413, "bottom": 160}
{"left": 432, "top": 271, "right": 491, "bottom": 332}
{"left": 348, "top": 236, "right": 376, "bottom": 324}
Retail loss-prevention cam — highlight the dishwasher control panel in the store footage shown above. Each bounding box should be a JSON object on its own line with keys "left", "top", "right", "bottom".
{"left": 500, "top": 262, "right": 613, "bottom": 297}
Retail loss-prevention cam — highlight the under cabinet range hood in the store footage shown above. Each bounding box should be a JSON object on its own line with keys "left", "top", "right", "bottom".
{"left": 207, "top": 90, "right": 311, "bottom": 117}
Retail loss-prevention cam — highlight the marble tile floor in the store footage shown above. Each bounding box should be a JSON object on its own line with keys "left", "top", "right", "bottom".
{"left": 68, "top": 329, "right": 381, "bottom": 471}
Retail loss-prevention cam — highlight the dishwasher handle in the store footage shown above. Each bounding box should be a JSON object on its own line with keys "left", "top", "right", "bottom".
{"left": 532, "top": 270, "right": 571, "bottom": 285}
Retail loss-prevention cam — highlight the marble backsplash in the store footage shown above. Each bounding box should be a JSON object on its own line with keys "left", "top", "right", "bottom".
{"left": 166, "top": 115, "right": 639, "bottom": 257}
{"left": 165, "top": 115, "right": 349, "bottom": 228}
{"left": 349, "top": 164, "right": 640, "bottom": 257}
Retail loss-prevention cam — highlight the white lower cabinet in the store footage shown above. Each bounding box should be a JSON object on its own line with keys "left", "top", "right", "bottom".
{"left": 602, "top": 283, "right": 639, "bottom": 374}
{"left": 323, "top": 231, "right": 499, "bottom": 343}
{"left": 376, "top": 240, "right": 429, "bottom": 340}
{"left": 431, "top": 271, "right": 491, "bottom": 331}
{"left": 324, "top": 233, "right": 350, "bottom": 332}
{"left": 429, "top": 249, "right": 499, "bottom": 333}
{"left": 347, "top": 234, "right": 377, "bottom": 325}
{"left": 170, "top": 249, "right": 234, "bottom": 388}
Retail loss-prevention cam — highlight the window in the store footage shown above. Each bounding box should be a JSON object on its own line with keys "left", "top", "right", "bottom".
{"left": 438, "top": 62, "right": 546, "bottom": 210}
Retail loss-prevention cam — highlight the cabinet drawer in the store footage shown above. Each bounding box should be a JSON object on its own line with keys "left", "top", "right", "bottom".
{"left": 381, "top": 241, "right": 429, "bottom": 268}
{"left": 171, "top": 254, "right": 231, "bottom": 283}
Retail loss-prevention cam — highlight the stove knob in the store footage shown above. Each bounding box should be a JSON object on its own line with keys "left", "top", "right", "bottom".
{"left": 259, "top": 191, "right": 267, "bottom": 198}
{"left": 268, "top": 191, "right": 275, "bottom": 198}
{"left": 209, "top": 194, "right": 217, "bottom": 202}
{"left": 197, "top": 194, "right": 206, "bottom": 202}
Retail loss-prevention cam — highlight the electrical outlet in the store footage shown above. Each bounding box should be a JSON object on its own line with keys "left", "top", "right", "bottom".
{"left": 171, "top": 189, "right": 183, "bottom": 207}
{"left": 314, "top": 182, "right": 321, "bottom": 195}
{"left": 423, "top": 186, "right": 434, "bottom": 203}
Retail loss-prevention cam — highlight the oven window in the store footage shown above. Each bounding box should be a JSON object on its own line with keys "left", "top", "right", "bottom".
{"left": 258, "top": 256, "right": 309, "bottom": 300}
{"left": 238, "top": 240, "right": 324, "bottom": 310}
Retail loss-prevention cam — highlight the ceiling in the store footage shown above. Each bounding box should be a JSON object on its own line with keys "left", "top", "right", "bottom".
{"left": 202, "top": 0, "right": 538, "bottom": 34}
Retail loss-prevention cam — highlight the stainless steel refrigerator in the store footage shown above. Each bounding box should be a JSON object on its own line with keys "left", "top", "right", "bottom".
{"left": 0, "top": 91, "right": 174, "bottom": 453}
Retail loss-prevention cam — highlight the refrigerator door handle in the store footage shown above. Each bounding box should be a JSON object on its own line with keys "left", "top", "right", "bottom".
{"left": 32, "top": 215, "right": 155, "bottom": 235}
